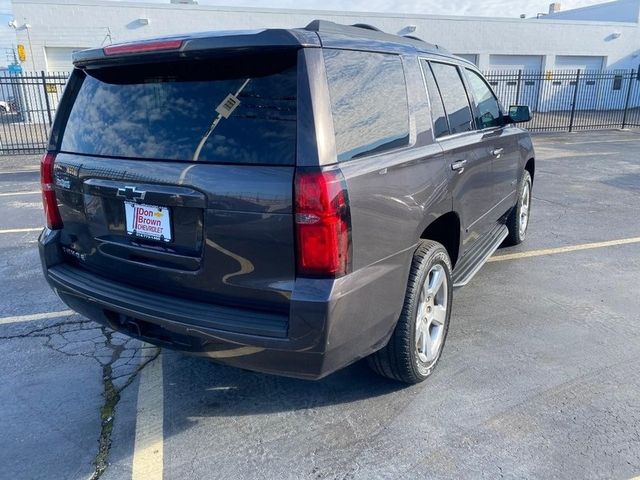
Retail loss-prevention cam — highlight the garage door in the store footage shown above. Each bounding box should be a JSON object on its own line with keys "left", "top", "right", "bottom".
{"left": 454, "top": 54, "right": 478, "bottom": 66}
{"left": 487, "top": 55, "right": 543, "bottom": 111}
{"left": 555, "top": 55, "right": 604, "bottom": 71}
{"left": 45, "top": 47, "right": 83, "bottom": 73}
{"left": 554, "top": 56, "right": 605, "bottom": 110}
{"left": 488, "top": 55, "right": 542, "bottom": 72}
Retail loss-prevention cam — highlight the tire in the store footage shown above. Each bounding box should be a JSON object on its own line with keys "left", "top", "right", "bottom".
{"left": 505, "top": 170, "right": 532, "bottom": 246}
{"left": 0, "top": 105, "right": 7, "bottom": 114}
{"left": 367, "top": 240, "right": 453, "bottom": 384}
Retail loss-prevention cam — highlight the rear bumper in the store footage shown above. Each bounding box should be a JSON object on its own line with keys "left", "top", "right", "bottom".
{"left": 39, "top": 228, "right": 411, "bottom": 379}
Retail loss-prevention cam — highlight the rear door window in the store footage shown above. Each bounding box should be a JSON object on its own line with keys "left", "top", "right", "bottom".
{"left": 465, "top": 69, "right": 503, "bottom": 129}
{"left": 60, "top": 53, "right": 297, "bottom": 164}
{"left": 429, "top": 62, "right": 474, "bottom": 135}
{"left": 323, "top": 50, "right": 410, "bottom": 162}
{"left": 421, "top": 60, "right": 450, "bottom": 138}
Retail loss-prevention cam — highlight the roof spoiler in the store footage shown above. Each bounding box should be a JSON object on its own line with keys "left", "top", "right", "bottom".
{"left": 72, "top": 29, "right": 320, "bottom": 68}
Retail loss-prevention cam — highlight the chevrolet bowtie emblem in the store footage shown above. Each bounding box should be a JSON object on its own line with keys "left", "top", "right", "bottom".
{"left": 116, "top": 186, "right": 146, "bottom": 201}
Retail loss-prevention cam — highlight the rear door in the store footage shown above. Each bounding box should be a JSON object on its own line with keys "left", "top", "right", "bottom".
{"left": 423, "top": 60, "right": 495, "bottom": 251}
{"left": 52, "top": 50, "right": 301, "bottom": 314}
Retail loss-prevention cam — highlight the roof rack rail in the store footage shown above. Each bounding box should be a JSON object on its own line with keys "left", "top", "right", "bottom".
{"left": 351, "top": 23, "right": 383, "bottom": 32}
{"left": 304, "top": 19, "right": 447, "bottom": 55}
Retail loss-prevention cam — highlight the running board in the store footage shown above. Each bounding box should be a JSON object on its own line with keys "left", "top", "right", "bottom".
{"left": 452, "top": 224, "right": 509, "bottom": 288}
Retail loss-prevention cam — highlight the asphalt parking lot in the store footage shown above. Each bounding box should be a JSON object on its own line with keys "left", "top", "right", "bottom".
{"left": 1, "top": 129, "right": 639, "bottom": 480}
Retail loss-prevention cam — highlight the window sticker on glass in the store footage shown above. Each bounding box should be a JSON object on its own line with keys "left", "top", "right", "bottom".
{"left": 216, "top": 93, "right": 241, "bottom": 119}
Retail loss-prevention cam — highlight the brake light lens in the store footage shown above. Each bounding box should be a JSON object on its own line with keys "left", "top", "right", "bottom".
{"left": 295, "top": 169, "right": 351, "bottom": 277}
{"left": 103, "top": 39, "right": 183, "bottom": 56}
{"left": 40, "top": 152, "right": 62, "bottom": 230}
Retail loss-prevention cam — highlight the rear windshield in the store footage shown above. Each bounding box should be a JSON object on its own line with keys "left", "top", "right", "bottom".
{"left": 60, "top": 53, "right": 297, "bottom": 165}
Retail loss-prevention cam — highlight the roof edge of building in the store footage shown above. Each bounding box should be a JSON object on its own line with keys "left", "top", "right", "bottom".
{"left": 10, "top": 0, "right": 640, "bottom": 27}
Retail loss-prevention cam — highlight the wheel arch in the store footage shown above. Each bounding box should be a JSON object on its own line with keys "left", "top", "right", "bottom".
{"left": 419, "top": 211, "right": 461, "bottom": 268}
{"left": 525, "top": 157, "right": 535, "bottom": 182}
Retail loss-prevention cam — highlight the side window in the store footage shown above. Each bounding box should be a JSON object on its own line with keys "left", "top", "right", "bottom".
{"left": 465, "top": 69, "right": 503, "bottom": 129}
{"left": 421, "top": 60, "right": 449, "bottom": 138}
{"left": 323, "top": 50, "right": 410, "bottom": 162}
{"left": 429, "top": 62, "right": 474, "bottom": 134}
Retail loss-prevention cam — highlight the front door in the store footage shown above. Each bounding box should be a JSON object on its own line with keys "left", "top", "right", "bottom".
{"left": 464, "top": 68, "right": 520, "bottom": 222}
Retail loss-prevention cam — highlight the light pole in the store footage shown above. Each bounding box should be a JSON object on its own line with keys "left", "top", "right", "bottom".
{"left": 8, "top": 19, "right": 36, "bottom": 71}
{"left": 24, "top": 24, "right": 35, "bottom": 71}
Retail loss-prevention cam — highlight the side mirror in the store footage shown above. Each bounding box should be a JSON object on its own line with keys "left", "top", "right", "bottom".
{"left": 507, "top": 105, "right": 531, "bottom": 123}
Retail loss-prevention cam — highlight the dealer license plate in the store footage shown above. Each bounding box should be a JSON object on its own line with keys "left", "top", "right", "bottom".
{"left": 124, "top": 201, "right": 172, "bottom": 242}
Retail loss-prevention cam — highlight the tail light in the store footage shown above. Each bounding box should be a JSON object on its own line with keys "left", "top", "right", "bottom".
{"left": 294, "top": 168, "right": 351, "bottom": 277}
{"left": 40, "top": 152, "right": 63, "bottom": 229}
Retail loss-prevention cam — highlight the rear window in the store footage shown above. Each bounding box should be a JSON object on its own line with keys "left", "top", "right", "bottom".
{"left": 60, "top": 53, "right": 297, "bottom": 164}
{"left": 323, "top": 50, "right": 410, "bottom": 162}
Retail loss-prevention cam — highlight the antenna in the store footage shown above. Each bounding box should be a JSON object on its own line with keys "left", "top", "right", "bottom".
{"left": 101, "top": 27, "right": 113, "bottom": 46}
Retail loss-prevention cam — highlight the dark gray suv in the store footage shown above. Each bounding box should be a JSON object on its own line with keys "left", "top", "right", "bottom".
{"left": 39, "top": 21, "right": 534, "bottom": 384}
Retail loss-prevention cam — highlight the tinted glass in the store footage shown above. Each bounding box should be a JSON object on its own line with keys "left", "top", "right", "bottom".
{"left": 429, "top": 62, "right": 473, "bottom": 134}
{"left": 60, "top": 54, "right": 297, "bottom": 164}
{"left": 422, "top": 61, "right": 449, "bottom": 138}
{"left": 324, "top": 50, "right": 409, "bottom": 161}
{"left": 465, "top": 69, "right": 502, "bottom": 129}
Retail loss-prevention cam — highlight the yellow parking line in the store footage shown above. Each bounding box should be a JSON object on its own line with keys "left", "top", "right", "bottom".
{"left": 132, "top": 352, "right": 164, "bottom": 480}
{"left": 489, "top": 236, "right": 640, "bottom": 262}
{"left": 0, "top": 227, "right": 42, "bottom": 234}
{"left": 0, "top": 190, "right": 40, "bottom": 197}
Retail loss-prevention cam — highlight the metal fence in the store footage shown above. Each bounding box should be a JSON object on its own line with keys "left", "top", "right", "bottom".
{"left": 0, "top": 71, "right": 68, "bottom": 154}
{"left": 1, "top": 69, "right": 640, "bottom": 155}
{"left": 485, "top": 69, "right": 640, "bottom": 132}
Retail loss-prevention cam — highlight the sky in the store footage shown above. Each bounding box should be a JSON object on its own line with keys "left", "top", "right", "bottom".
{"left": 0, "top": 0, "right": 613, "bottom": 18}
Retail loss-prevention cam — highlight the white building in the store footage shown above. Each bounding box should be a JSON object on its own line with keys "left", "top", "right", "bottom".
{"left": 4, "top": 0, "right": 640, "bottom": 73}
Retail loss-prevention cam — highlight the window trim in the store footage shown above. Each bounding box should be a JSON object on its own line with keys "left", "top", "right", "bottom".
{"left": 463, "top": 67, "right": 506, "bottom": 132}
{"left": 419, "top": 57, "right": 477, "bottom": 141}
{"left": 323, "top": 48, "right": 414, "bottom": 163}
{"left": 419, "top": 59, "right": 451, "bottom": 139}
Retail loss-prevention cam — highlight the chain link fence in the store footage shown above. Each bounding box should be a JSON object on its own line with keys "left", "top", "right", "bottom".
{"left": 1, "top": 69, "right": 640, "bottom": 155}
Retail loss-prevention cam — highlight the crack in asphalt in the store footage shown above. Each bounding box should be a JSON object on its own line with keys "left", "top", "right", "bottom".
{"left": 0, "top": 319, "right": 92, "bottom": 340}
{"left": 90, "top": 327, "right": 160, "bottom": 480}
{"left": 1, "top": 317, "right": 160, "bottom": 479}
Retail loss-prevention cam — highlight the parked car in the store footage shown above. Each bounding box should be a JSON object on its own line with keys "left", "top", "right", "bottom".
{"left": 39, "top": 21, "right": 534, "bottom": 383}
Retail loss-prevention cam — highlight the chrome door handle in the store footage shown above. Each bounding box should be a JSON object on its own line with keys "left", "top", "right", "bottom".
{"left": 451, "top": 159, "right": 467, "bottom": 173}
{"left": 491, "top": 148, "right": 504, "bottom": 157}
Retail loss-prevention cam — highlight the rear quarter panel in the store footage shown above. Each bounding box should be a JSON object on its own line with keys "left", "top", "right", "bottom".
{"left": 317, "top": 54, "right": 452, "bottom": 355}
